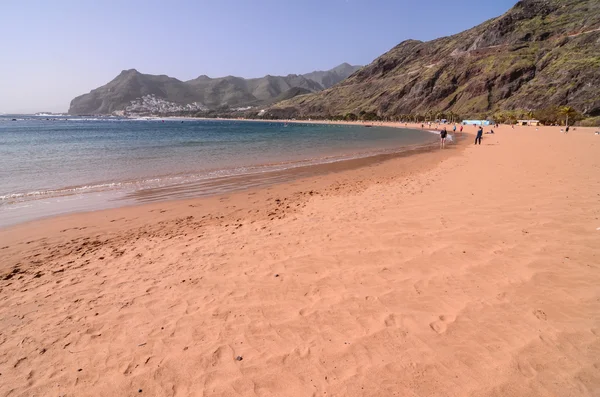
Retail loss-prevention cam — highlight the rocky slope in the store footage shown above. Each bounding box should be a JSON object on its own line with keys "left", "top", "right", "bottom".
{"left": 301, "top": 63, "right": 362, "bottom": 90}
{"left": 68, "top": 64, "right": 361, "bottom": 115}
{"left": 68, "top": 70, "right": 201, "bottom": 115}
{"left": 269, "top": 0, "right": 600, "bottom": 119}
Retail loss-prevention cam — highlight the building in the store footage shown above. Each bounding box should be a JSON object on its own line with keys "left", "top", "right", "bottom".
{"left": 516, "top": 119, "right": 540, "bottom": 126}
{"left": 462, "top": 120, "right": 491, "bottom": 126}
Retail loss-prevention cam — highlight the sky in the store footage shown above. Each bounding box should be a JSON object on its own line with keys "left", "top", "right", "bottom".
{"left": 0, "top": 0, "right": 516, "bottom": 113}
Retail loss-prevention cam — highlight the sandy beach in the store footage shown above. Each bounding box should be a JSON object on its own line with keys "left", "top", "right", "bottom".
{"left": 1, "top": 124, "right": 599, "bottom": 396}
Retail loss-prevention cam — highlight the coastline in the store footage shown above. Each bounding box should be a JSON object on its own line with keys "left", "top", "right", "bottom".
{"left": 0, "top": 122, "right": 464, "bottom": 257}
{"left": 0, "top": 120, "right": 441, "bottom": 229}
{"left": 1, "top": 124, "right": 599, "bottom": 396}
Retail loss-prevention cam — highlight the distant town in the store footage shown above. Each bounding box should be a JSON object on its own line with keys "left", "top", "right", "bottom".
{"left": 123, "top": 94, "right": 207, "bottom": 116}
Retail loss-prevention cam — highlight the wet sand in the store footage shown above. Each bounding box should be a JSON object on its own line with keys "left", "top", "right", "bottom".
{"left": 1, "top": 124, "right": 599, "bottom": 396}
{"left": 0, "top": 121, "right": 438, "bottom": 229}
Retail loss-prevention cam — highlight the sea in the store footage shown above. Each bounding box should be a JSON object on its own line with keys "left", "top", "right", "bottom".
{"left": 0, "top": 115, "right": 438, "bottom": 227}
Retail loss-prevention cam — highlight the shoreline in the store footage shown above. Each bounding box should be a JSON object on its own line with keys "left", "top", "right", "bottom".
{"left": 0, "top": 126, "right": 466, "bottom": 257}
{"left": 0, "top": 120, "right": 441, "bottom": 229}
{"left": 2, "top": 120, "right": 596, "bottom": 236}
{"left": 1, "top": 125, "right": 599, "bottom": 396}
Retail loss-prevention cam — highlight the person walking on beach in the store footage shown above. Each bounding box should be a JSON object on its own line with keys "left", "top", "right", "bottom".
{"left": 440, "top": 127, "right": 448, "bottom": 149}
{"left": 475, "top": 126, "right": 483, "bottom": 145}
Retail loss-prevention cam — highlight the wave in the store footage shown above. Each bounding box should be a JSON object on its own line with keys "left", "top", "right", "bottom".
{"left": 0, "top": 182, "right": 122, "bottom": 201}
{"left": 65, "top": 117, "right": 128, "bottom": 122}
{"left": 0, "top": 140, "right": 438, "bottom": 206}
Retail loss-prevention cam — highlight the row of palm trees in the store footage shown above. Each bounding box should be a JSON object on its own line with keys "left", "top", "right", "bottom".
{"left": 270, "top": 106, "right": 582, "bottom": 126}
{"left": 330, "top": 111, "right": 464, "bottom": 123}
{"left": 372, "top": 107, "right": 580, "bottom": 125}
{"left": 491, "top": 106, "right": 581, "bottom": 126}
{"left": 392, "top": 111, "right": 463, "bottom": 123}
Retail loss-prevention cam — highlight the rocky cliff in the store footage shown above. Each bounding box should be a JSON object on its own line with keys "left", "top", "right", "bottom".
{"left": 269, "top": 0, "right": 600, "bottom": 119}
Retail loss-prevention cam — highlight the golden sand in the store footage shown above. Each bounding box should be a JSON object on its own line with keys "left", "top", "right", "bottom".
{"left": 1, "top": 124, "right": 599, "bottom": 396}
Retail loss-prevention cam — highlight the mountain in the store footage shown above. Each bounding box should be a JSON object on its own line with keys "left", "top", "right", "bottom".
{"left": 68, "top": 63, "right": 361, "bottom": 115}
{"left": 268, "top": 0, "right": 600, "bottom": 119}
{"left": 301, "top": 63, "right": 362, "bottom": 89}
{"left": 270, "top": 87, "right": 314, "bottom": 104}
{"left": 68, "top": 70, "right": 202, "bottom": 115}
{"left": 184, "top": 74, "right": 324, "bottom": 108}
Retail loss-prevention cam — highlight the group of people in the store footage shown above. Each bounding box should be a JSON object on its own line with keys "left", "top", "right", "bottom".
{"left": 439, "top": 123, "right": 496, "bottom": 148}
{"left": 438, "top": 124, "right": 496, "bottom": 148}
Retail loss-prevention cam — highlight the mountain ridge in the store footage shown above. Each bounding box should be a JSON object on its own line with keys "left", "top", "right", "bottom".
{"left": 68, "top": 64, "right": 361, "bottom": 115}
{"left": 268, "top": 0, "right": 600, "bottom": 119}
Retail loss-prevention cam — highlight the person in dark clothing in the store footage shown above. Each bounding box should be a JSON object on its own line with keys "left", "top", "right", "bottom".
{"left": 475, "top": 126, "right": 483, "bottom": 145}
{"left": 440, "top": 128, "right": 448, "bottom": 149}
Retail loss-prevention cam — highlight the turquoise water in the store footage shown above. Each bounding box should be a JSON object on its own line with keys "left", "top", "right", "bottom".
{"left": 0, "top": 116, "right": 437, "bottom": 226}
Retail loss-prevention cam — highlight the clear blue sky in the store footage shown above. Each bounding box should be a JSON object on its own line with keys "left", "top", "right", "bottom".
{"left": 0, "top": 0, "right": 516, "bottom": 113}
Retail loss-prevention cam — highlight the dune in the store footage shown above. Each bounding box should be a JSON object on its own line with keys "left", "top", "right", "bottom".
{"left": 1, "top": 124, "right": 599, "bottom": 396}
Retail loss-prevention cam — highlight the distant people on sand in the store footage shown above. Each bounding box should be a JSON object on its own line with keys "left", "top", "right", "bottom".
{"left": 453, "top": 125, "right": 457, "bottom": 133}
{"left": 565, "top": 126, "right": 570, "bottom": 133}
{"left": 440, "top": 127, "right": 448, "bottom": 149}
{"left": 485, "top": 129, "right": 494, "bottom": 134}
{"left": 460, "top": 125, "right": 464, "bottom": 133}
{"left": 475, "top": 126, "right": 483, "bottom": 145}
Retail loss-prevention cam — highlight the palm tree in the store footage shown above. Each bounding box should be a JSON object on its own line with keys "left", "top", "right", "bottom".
{"left": 426, "top": 111, "right": 434, "bottom": 122}
{"left": 558, "top": 106, "right": 577, "bottom": 127}
{"left": 447, "top": 111, "right": 456, "bottom": 124}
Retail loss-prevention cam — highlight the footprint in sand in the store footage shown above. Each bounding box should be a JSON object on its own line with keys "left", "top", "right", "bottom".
{"left": 429, "top": 314, "right": 456, "bottom": 334}
{"left": 533, "top": 309, "right": 547, "bottom": 320}
{"left": 516, "top": 357, "right": 538, "bottom": 378}
{"left": 299, "top": 307, "right": 311, "bottom": 316}
{"left": 384, "top": 314, "right": 398, "bottom": 327}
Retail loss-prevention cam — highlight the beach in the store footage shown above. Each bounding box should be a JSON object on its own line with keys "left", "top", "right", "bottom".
{"left": 1, "top": 124, "right": 599, "bottom": 396}
{"left": 0, "top": 117, "right": 438, "bottom": 228}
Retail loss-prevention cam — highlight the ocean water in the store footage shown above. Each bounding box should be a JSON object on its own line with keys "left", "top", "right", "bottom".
{"left": 0, "top": 116, "right": 437, "bottom": 227}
